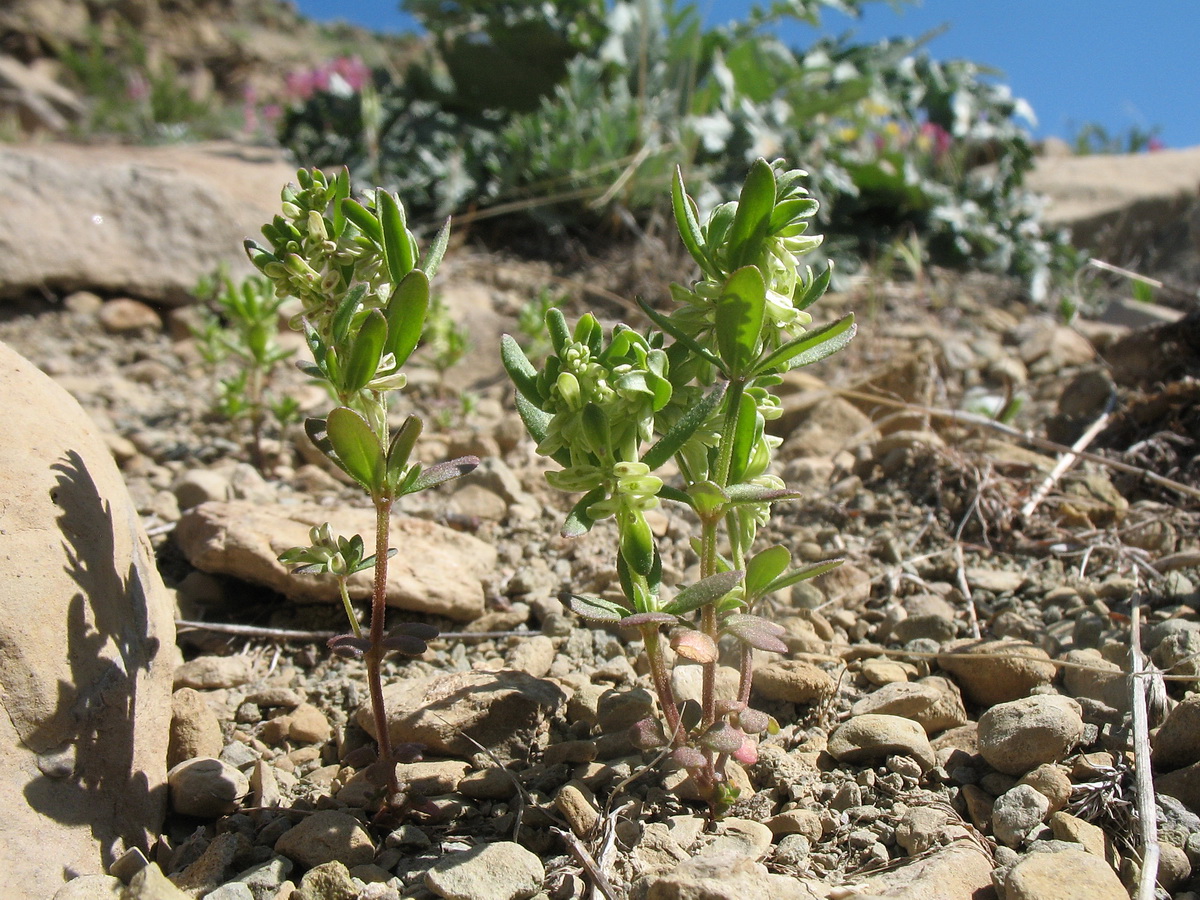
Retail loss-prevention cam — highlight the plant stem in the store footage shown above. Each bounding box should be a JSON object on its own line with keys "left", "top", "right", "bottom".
{"left": 642, "top": 628, "right": 683, "bottom": 742}
{"left": 338, "top": 576, "right": 362, "bottom": 639}
{"left": 368, "top": 495, "right": 401, "bottom": 800}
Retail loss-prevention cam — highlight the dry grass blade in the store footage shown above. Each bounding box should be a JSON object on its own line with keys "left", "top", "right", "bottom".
{"left": 1129, "top": 592, "right": 1160, "bottom": 900}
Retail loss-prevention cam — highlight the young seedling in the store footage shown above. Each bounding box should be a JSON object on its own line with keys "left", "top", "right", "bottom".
{"left": 503, "top": 158, "right": 855, "bottom": 818}
{"left": 191, "top": 271, "right": 300, "bottom": 470}
{"left": 246, "top": 167, "right": 478, "bottom": 809}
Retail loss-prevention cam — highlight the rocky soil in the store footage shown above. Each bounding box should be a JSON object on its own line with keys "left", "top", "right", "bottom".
{"left": 5, "top": 187, "right": 1200, "bottom": 900}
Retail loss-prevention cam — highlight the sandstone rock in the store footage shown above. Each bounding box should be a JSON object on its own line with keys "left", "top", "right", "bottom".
{"left": 635, "top": 851, "right": 815, "bottom": 900}
{"left": 894, "top": 806, "right": 952, "bottom": 855}
{"left": 175, "top": 500, "right": 496, "bottom": 621}
{"left": 752, "top": 659, "right": 836, "bottom": 704}
{"left": 992, "top": 783, "right": 1051, "bottom": 847}
{"left": 294, "top": 860, "right": 358, "bottom": 900}
{"left": 1060, "top": 648, "right": 1127, "bottom": 714}
{"left": 0, "top": 341, "right": 175, "bottom": 898}
{"left": 1155, "top": 759, "right": 1200, "bottom": 812}
{"left": 1020, "top": 764, "right": 1073, "bottom": 813}
{"left": 362, "top": 670, "right": 565, "bottom": 765}
{"left": 394, "top": 760, "right": 469, "bottom": 795}
{"left": 167, "top": 757, "right": 249, "bottom": 818}
{"left": 977, "top": 695, "right": 1084, "bottom": 775}
{"left": 168, "top": 688, "right": 224, "bottom": 767}
{"left": 937, "top": 639, "right": 1057, "bottom": 705}
{"left": 841, "top": 840, "right": 993, "bottom": 900}
{"left": 97, "top": 298, "right": 163, "bottom": 334}
{"left": 849, "top": 676, "right": 968, "bottom": 734}
{"left": 1152, "top": 693, "right": 1200, "bottom": 771}
{"left": 1049, "top": 811, "right": 1116, "bottom": 863}
{"left": 827, "top": 714, "right": 936, "bottom": 771}
{"left": 285, "top": 703, "right": 332, "bottom": 744}
{"left": 274, "top": 810, "right": 375, "bottom": 870}
{"left": 1002, "top": 846, "right": 1126, "bottom": 900}
{"left": 424, "top": 841, "right": 543, "bottom": 900}
{"left": 0, "top": 142, "right": 295, "bottom": 303}
{"left": 505, "top": 634, "right": 556, "bottom": 678}
{"left": 51, "top": 874, "right": 123, "bottom": 900}
{"left": 174, "top": 655, "right": 255, "bottom": 690}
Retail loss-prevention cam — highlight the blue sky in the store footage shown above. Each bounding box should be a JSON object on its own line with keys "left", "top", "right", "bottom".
{"left": 295, "top": 1, "right": 1200, "bottom": 149}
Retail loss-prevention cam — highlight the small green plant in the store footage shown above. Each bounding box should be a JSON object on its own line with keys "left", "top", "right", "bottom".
{"left": 516, "top": 287, "right": 562, "bottom": 363}
{"left": 191, "top": 272, "right": 300, "bottom": 470}
{"left": 503, "top": 158, "right": 853, "bottom": 817}
{"left": 246, "top": 167, "right": 479, "bottom": 810}
{"left": 422, "top": 296, "right": 471, "bottom": 392}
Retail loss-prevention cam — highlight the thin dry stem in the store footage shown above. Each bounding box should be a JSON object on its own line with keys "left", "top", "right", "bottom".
{"left": 1130, "top": 592, "right": 1160, "bottom": 900}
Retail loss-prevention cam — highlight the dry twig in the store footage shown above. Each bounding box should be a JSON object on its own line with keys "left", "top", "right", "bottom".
{"left": 1129, "top": 591, "right": 1160, "bottom": 900}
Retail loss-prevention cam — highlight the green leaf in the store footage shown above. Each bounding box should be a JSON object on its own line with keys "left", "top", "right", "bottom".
{"left": 753, "top": 313, "right": 856, "bottom": 376}
{"left": 563, "top": 592, "right": 631, "bottom": 624}
{"left": 546, "top": 308, "right": 571, "bottom": 356}
{"left": 341, "top": 197, "right": 382, "bottom": 243}
{"left": 421, "top": 217, "right": 452, "bottom": 279}
{"left": 562, "top": 487, "right": 604, "bottom": 538}
{"left": 386, "top": 414, "right": 422, "bottom": 487}
{"left": 725, "top": 483, "right": 802, "bottom": 505}
{"left": 330, "top": 168, "right": 350, "bottom": 237}
{"left": 377, "top": 190, "right": 416, "bottom": 283}
{"left": 384, "top": 270, "right": 430, "bottom": 367}
{"left": 745, "top": 545, "right": 790, "bottom": 601}
{"left": 768, "top": 197, "right": 819, "bottom": 233}
{"left": 406, "top": 456, "right": 479, "bottom": 494}
{"left": 727, "top": 391, "right": 758, "bottom": 485}
{"left": 326, "top": 406, "right": 385, "bottom": 492}
{"left": 342, "top": 309, "right": 388, "bottom": 392}
{"left": 794, "top": 261, "right": 832, "bottom": 312}
{"left": 641, "top": 381, "right": 727, "bottom": 471}
{"left": 715, "top": 266, "right": 766, "bottom": 377}
{"left": 764, "top": 558, "right": 844, "bottom": 595}
{"left": 331, "top": 284, "right": 368, "bottom": 346}
{"left": 661, "top": 569, "right": 744, "bottom": 617}
{"left": 501, "top": 334, "right": 542, "bottom": 402}
{"left": 635, "top": 298, "right": 723, "bottom": 372}
{"left": 672, "top": 166, "right": 712, "bottom": 275}
{"left": 726, "top": 158, "right": 776, "bottom": 269}
{"left": 619, "top": 509, "right": 656, "bottom": 577}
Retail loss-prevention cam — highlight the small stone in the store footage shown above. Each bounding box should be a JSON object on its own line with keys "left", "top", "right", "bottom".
{"left": 1049, "top": 811, "right": 1115, "bottom": 863}
{"left": 1157, "top": 842, "right": 1193, "bottom": 895}
{"left": 977, "top": 695, "right": 1084, "bottom": 775}
{"left": 274, "top": 810, "right": 375, "bottom": 869}
{"left": 174, "top": 655, "right": 254, "bottom": 690}
{"left": 168, "top": 757, "right": 249, "bottom": 818}
{"left": 596, "top": 687, "right": 657, "bottom": 733}
{"left": 423, "top": 841, "right": 544, "bottom": 900}
{"left": 201, "top": 884, "right": 253, "bottom": 900}
{"left": 827, "top": 714, "right": 936, "bottom": 771}
{"left": 250, "top": 759, "right": 282, "bottom": 808}
{"left": 764, "top": 808, "right": 823, "bottom": 842}
{"left": 52, "top": 875, "right": 122, "bottom": 900}
{"left": 505, "top": 635, "right": 556, "bottom": 678}
{"left": 992, "top": 784, "right": 1051, "bottom": 847}
{"left": 125, "top": 864, "right": 191, "bottom": 900}
{"left": 1061, "top": 649, "right": 1127, "bottom": 714}
{"left": 287, "top": 703, "right": 332, "bottom": 744}
{"left": 632, "top": 853, "right": 812, "bottom": 900}
{"left": 169, "top": 687, "right": 223, "bottom": 767}
{"left": 295, "top": 861, "right": 358, "bottom": 900}
{"left": 938, "top": 639, "right": 1056, "bottom": 705}
{"left": 860, "top": 657, "right": 913, "bottom": 685}
{"left": 848, "top": 676, "right": 968, "bottom": 734}
{"left": 696, "top": 818, "right": 773, "bottom": 862}
{"left": 844, "top": 840, "right": 994, "bottom": 900}
{"left": 555, "top": 782, "right": 600, "bottom": 838}
{"left": 172, "top": 468, "right": 231, "bottom": 510}
{"left": 457, "top": 767, "right": 517, "bottom": 800}
{"left": 894, "top": 806, "right": 951, "bottom": 855}
{"left": 752, "top": 660, "right": 836, "bottom": 704}
{"left": 97, "top": 297, "right": 161, "bottom": 333}
{"left": 395, "top": 760, "right": 469, "bottom": 794}
{"left": 1020, "top": 764, "right": 1072, "bottom": 813}
{"left": 1152, "top": 693, "right": 1200, "bottom": 771}
{"left": 1003, "top": 847, "right": 1126, "bottom": 900}
{"left": 230, "top": 855, "right": 294, "bottom": 900}
{"left": 63, "top": 290, "right": 104, "bottom": 315}
{"left": 541, "top": 739, "right": 597, "bottom": 766}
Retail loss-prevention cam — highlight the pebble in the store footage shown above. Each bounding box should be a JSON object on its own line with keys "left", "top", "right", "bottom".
{"left": 977, "top": 695, "right": 1085, "bottom": 775}
{"left": 752, "top": 660, "right": 836, "bottom": 704}
{"left": 504, "top": 634, "right": 556, "bottom": 678}
{"left": 1019, "top": 764, "right": 1073, "bottom": 813}
{"left": 848, "top": 676, "right": 968, "bottom": 733}
{"left": 894, "top": 806, "right": 951, "bottom": 855}
{"left": 596, "top": 687, "right": 657, "bottom": 733}
{"left": 285, "top": 703, "right": 332, "bottom": 744}
{"left": 937, "top": 639, "right": 1057, "bottom": 705}
{"left": 97, "top": 297, "right": 162, "bottom": 333}
{"left": 168, "top": 687, "right": 224, "bottom": 767}
{"left": 172, "top": 468, "right": 231, "bottom": 510}
{"left": 293, "top": 860, "right": 358, "bottom": 900}
{"left": 1151, "top": 693, "right": 1200, "bottom": 771}
{"left": 395, "top": 760, "right": 469, "bottom": 794}
{"left": 555, "top": 782, "right": 600, "bottom": 838}
{"left": 52, "top": 875, "right": 123, "bottom": 899}
{"left": 764, "top": 808, "right": 823, "bottom": 842}
{"left": 423, "top": 841, "right": 544, "bottom": 900}
{"left": 201, "top": 884, "right": 253, "bottom": 900}
{"left": 1048, "top": 811, "right": 1114, "bottom": 862}
{"left": 174, "top": 655, "right": 255, "bottom": 690}
{"left": 274, "top": 810, "right": 375, "bottom": 869}
{"left": 826, "top": 714, "right": 936, "bottom": 771}
{"left": 167, "top": 757, "right": 249, "bottom": 818}
{"left": 1002, "top": 847, "right": 1126, "bottom": 900}
{"left": 230, "top": 854, "right": 294, "bottom": 898}
{"left": 992, "top": 784, "right": 1051, "bottom": 847}
{"left": 1060, "top": 648, "right": 1127, "bottom": 713}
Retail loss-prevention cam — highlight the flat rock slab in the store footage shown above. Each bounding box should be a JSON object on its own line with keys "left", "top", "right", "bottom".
{"left": 175, "top": 500, "right": 496, "bottom": 621}
{"left": 0, "top": 141, "right": 294, "bottom": 303}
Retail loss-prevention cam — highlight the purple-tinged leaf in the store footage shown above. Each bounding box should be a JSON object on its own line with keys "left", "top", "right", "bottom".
{"left": 406, "top": 456, "right": 480, "bottom": 493}
{"left": 737, "top": 707, "right": 770, "bottom": 734}
{"left": 699, "top": 722, "right": 745, "bottom": 754}
{"left": 722, "top": 613, "right": 788, "bottom": 653}
{"left": 392, "top": 622, "right": 439, "bottom": 641}
{"left": 671, "top": 628, "right": 718, "bottom": 663}
{"left": 563, "top": 592, "right": 630, "bottom": 624}
{"left": 661, "top": 569, "right": 743, "bottom": 617}
{"left": 328, "top": 634, "right": 372, "bottom": 658}
{"left": 672, "top": 746, "right": 706, "bottom": 769}
{"left": 381, "top": 633, "right": 430, "bottom": 656}
{"left": 619, "top": 612, "right": 677, "bottom": 629}
{"left": 630, "top": 716, "right": 666, "bottom": 750}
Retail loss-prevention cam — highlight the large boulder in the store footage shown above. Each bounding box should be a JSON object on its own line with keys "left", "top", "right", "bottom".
{"left": 0, "top": 341, "right": 176, "bottom": 898}
{"left": 0, "top": 141, "right": 295, "bottom": 304}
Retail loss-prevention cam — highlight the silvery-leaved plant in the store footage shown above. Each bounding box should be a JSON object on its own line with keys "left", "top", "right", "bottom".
{"left": 503, "top": 158, "right": 855, "bottom": 818}
{"left": 246, "top": 167, "right": 478, "bottom": 811}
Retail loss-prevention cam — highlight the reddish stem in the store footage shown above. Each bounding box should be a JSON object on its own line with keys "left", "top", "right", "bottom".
{"left": 368, "top": 496, "right": 401, "bottom": 801}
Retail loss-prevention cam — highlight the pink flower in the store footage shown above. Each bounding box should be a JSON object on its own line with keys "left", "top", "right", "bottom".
{"left": 1148, "top": 136, "right": 1166, "bottom": 152}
